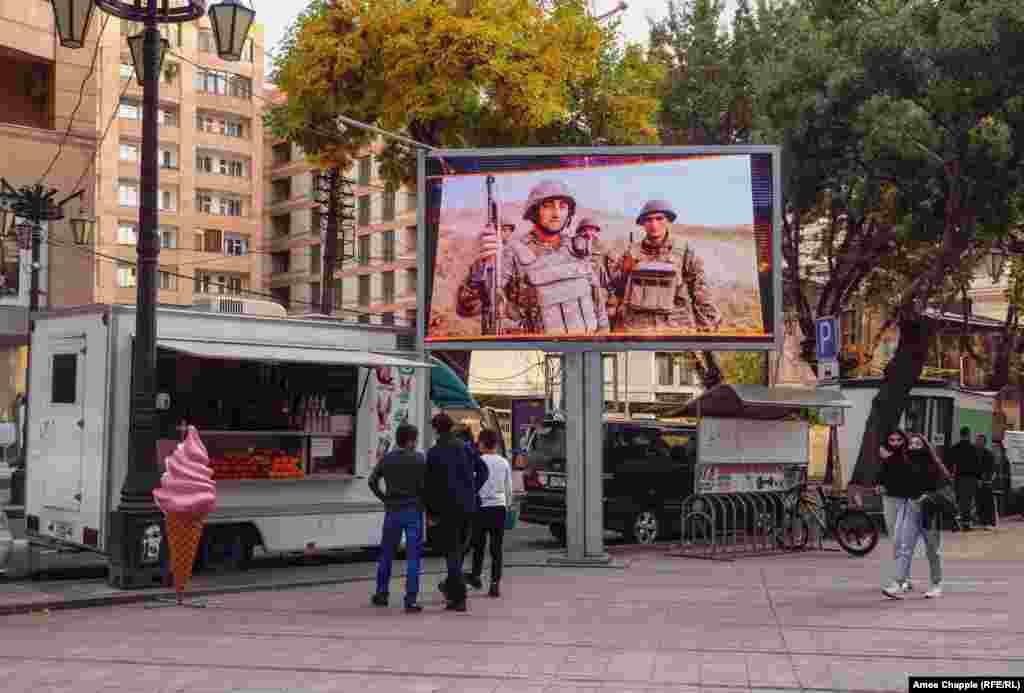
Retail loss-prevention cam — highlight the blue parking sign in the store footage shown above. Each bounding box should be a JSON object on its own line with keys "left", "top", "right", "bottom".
{"left": 816, "top": 316, "right": 839, "bottom": 361}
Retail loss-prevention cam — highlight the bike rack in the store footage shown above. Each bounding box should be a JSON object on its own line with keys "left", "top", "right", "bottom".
{"left": 669, "top": 490, "right": 796, "bottom": 561}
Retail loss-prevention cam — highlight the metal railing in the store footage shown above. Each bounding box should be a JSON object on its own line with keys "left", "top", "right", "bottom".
{"left": 669, "top": 490, "right": 794, "bottom": 561}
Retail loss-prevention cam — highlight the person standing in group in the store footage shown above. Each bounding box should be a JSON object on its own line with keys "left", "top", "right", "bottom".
{"left": 880, "top": 433, "right": 953, "bottom": 599}
{"left": 974, "top": 434, "right": 997, "bottom": 531}
{"left": 466, "top": 429, "right": 513, "bottom": 598}
{"left": 425, "top": 413, "right": 489, "bottom": 612}
{"left": 368, "top": 423, "right": 427, "bottom": 613}
{"left": 947, "top": 427, "right": 979, "bottom": 530}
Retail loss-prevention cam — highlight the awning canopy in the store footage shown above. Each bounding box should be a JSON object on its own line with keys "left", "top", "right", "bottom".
{"left": 157, "top": 338, "right": 432, "bottom": 369}
{"left": 430, "top": 356, "right": 478, "bottom": 410}
{"left": 676, "top": 384, "right": 852, "bottom": 420}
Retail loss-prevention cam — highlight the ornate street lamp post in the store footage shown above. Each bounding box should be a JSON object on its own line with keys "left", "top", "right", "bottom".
{"left": 49, "top": 0, "right": 255, "bottom": 588}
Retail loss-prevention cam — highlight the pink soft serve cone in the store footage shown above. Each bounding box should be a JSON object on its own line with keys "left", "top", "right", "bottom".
{"left": 153, "top": 426, "right": 217, "bottom": 514}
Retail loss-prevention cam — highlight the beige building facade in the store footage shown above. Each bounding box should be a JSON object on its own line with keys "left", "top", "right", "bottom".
{"left": 263, "top": 123, "right": 418, "bottom": 326}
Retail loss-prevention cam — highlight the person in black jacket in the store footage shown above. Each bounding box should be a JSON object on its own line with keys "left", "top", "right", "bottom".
{"left": 947, "top": 426, "right": 978, "bottom": 530}
{"left": 974, "top": 434, "right": 997, "bottom": 530}
{"left": 425, "top": 413, "right": 489, "bottom": 612}
{"left": 879, "top": 433, "right": 952, "bottom": 600}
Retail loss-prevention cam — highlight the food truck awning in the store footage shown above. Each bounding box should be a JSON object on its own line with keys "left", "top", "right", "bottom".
{"left": 430, "top": 356, "right": 479, "bottom": 409}
{"left": 676, "top": 384, "right": 852, "bottom": 420}
{"left": 157, "top": 338, "right": 433, "bottom": 369}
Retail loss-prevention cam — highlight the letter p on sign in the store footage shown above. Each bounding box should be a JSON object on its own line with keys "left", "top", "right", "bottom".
{"left": 816, "top": 316, "right": 839, "bottom": 361}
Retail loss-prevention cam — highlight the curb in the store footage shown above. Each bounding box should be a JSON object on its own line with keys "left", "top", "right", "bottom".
{"left": 0, "top": 557, "right": 625, "bottom": 616}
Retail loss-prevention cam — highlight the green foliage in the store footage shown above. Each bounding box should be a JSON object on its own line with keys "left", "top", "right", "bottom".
{"left": 716, "top": 351, "right": 766, "bottom": 385}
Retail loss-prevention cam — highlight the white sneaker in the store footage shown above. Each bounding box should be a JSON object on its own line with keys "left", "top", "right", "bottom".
{"left": 901, "top": 580, "right": 914, "bottom": 592}
{"left": 882, "top": 582, "right": 906, "bottom": 599}
{"left": 924, "top": 584, "right": 943, "bottom": 598}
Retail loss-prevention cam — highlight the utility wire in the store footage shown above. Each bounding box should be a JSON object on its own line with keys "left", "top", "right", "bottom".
{"left": 38, "top": 14, "right": 111, "bottom": 187}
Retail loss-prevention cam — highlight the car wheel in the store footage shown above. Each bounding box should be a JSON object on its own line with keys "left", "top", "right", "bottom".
{"left": 629, "top": 510, "right": 661, "bottom": 545}
{"left": 549, "top": 523, "right": 566, "bottom": 545}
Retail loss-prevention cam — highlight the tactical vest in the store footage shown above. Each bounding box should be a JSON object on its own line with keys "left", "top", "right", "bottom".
{"left": 510, "top": 241, "right": 599, "bottom": 334}
{"left": 625, "top": 260, "right": 678, "bottom": 315}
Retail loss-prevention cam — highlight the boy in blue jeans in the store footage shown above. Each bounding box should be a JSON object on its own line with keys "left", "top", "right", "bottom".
{"left": 369, "top": 423, "right": 426, "bottom": 613}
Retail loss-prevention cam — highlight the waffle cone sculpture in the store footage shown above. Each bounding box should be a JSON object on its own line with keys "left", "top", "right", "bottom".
{"left": 153, "top": 426, "right": 216, "bottom": 599}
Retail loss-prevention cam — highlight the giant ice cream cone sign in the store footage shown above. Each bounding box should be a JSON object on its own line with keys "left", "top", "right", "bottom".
{"left": 153, "top": 426, "right": 216, "bottom": 603}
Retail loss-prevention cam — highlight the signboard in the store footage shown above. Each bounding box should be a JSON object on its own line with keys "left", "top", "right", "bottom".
{"left": 510, "top": 397, "right": 546, "bottom": 451}
{"left": 815, "top": 315, "right": 839, "bottom": 361}
{"left": 422, "top": 146, "right": 782, "bottom": 352}
{"left": 697, "top": 463, "right": 801, "bottom": 494}
{"left": 698, "top": 417, "right": 810, "bottom": 466}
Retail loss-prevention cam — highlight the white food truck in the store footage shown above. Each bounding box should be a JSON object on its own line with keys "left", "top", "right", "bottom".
{"left": 24, "top": 301, "right": 435, "bottom": 563}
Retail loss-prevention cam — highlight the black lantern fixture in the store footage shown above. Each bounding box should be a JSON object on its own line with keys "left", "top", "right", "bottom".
{"left": 52, "top": 0, "right": 97, "bottom": 49}
{"left": 989, "top": 246, "right": 1008, "bottom": 283}
{"left": 208, "top": 0, "right": 255, "bottom": 62}
{"left": 69, "top": 209, "right": 96, "bottom": 246}
{"left": 127, "top": 31, "right": 169, "bottom": 85}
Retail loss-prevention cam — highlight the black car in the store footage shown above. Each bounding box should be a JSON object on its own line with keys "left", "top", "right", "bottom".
{"left": 519, "top": 417, "right": 697, "bottom": 545}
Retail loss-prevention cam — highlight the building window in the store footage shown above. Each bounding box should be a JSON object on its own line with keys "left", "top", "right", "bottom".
{"left": 357, "top": 236, "right": 370, "bottom": 265}
{"left": 224, "top": 233, "right": 248, "bottom": 256}
{"left": 357, "top": 195, "right": 370, "bottom": 226}
{"left": 159, "top": 189, "right": 176, "bottom": 211}
{"left": 160, "top": 148, "right": 176, "bottom": 169}
{"left": 383, "top": 186, "right": 396, "bottom": 222}
{"left": 404, "top": 225, "right": 417, "bottom": 254}
{"left": 310, "top": 244, "right": 321, "bottom": 274}
{"left": 272, "top": 142, "right": 291, "bottom": 165}
{"left": 118, "top": 181, "right": 138, "bottom": 207}
{"left": 194, "top": 68, "right": 252, "bottom": 99}
{"left": 202, "top": 229, "right": 223, "bottom": 253}
{"left": 358, "top": 157, "right": 371, "bottom": 186}
{"left": 405, "top": 267, "right": 417, "bottom": 295}
{"left": 117, "top": 265, "right": 136, "bottom": 288}
{"left": 358, "top": 274, "right": 370, "bottom": 306}
{"left": 382, "top": 230, "right": 395, "bottom": 263}
{"left": 120, "top": 143, "right": 139, "bottom": 161}
{"left": 272, "top": 179, "right": 291, "bottom": 204}
{"left": 159, "top": 271, "right": 177, "bottom": 290}
{"left": 382, "top": 271, "right": 395, "bottom": 304}
{"left": 196, "top": 192, "right": 213, "bottom": 214}
{"left": 224, "top": 120, "right": 242, "bottom": 137}
{"left": 118, "top": 100, "right": 140, "bottom": 120}
{"left": 227, "top": 160, "right": 245, "bottom": 177}
{"left": 382, "top": 312, "right": 395, "bottom": 326}
{"left": 272, "top": 214, "right": 291, "bottom": 237}
{"left": 119, "top": 62, "right": 134, "bottom": 80}
{"left": 157, "top": 108, "right": 177, "bottom": 127}
{"left": 197, "top": 154, "right": 212, "bottom": 173}
{"left": 118, "top": 223, "right": 137, "bottom": 244}
{"left": 655, "top": 353, "right": 677, "bottom": 387}
{"left": 271, "top": 251, "right": 290, "bottom": 274}
{"left": 159, "top": 227, "right": 177, "bottom": 249}
{"left": 198, "top": 30, "right": 214, "bottom": 53}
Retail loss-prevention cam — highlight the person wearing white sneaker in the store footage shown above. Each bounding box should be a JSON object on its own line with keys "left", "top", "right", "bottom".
{"left": 879, "top": 433, "right": 952, "bottom": 600}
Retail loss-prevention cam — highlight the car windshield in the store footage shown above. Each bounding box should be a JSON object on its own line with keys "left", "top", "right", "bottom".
{"left": 531, "top": 424, "right": 566, "bottom": 463}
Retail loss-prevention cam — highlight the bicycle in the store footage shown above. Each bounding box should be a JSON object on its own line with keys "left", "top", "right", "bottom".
{"left": 776, "top": 482, "right": 879, "bottom": 557}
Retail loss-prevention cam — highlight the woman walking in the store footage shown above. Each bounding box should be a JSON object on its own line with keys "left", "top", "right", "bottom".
{"left": 879, "top": 432, "right": 952, "bottom": 600}
{"left": 465, "top": 428, "right": 512, "bottom": 598}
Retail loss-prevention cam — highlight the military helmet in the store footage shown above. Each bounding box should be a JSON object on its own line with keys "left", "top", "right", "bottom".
{"left": 522, "top": 180, "right": 576, "bottom": 222}
{"left": 635, "top": 199, "right": 677, "bottom": 225}
{"left": 576, "top": 216, "right": 601, "bottom": 233}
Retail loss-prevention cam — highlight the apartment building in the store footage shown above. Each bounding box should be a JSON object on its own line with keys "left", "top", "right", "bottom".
{"left": 263, "top": 124, "right": 418, "bottom": 325}
{"left": 0, "top": 1, "right": 98, "bottom": 420}
{"left": 93, "top": 14, "right": 265, "bottom": 306}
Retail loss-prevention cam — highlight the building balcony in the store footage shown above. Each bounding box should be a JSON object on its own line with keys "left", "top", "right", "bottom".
{"left": 195, "top": 90, "right": 256, "bottom": 118}
{"left": 195, "top": 171, "right": 253, "bottom": 196}
{"left": 195, "top": 129, "right": 253, "bottom": 156}
{"left": 117, "top": 118, "right": 181, "bottom": 143}
{"left": 190, "top": 210, "right": 258, "bottom": 235}
{"left": 181, "top": 252, "right": 253, "bottom": 275}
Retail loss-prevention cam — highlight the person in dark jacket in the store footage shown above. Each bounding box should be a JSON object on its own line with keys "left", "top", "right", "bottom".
{"left": 369, "top": 423, "right": 427, "bottom": 612}
{"left": 425, "top": 413, "right": 489, "bottom": 612}
{"left": 879, "top": 433, "right": 953, "bottom": 600}
{"left": 947, "top": 427, "right": 979, "bottom": 530}
{"left": 974, "top": 434, "right": 997, "bottom": 530}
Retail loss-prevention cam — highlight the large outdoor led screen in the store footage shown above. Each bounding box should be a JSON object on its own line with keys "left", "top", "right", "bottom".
{"left": 421, "top": 147, "right": 782, "bottom": 352}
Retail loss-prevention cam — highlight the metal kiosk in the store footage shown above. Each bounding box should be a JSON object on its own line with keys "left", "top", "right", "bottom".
{"left": 671, "top": 384, "right": 852, "bottom": 560}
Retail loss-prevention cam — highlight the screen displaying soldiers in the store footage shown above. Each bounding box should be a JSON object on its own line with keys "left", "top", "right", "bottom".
{"left": 425, "top": 152, "right": 777, "bottom": 348}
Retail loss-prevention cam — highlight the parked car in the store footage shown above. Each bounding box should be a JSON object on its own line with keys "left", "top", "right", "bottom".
{"left": 519, "top": 416, "right": 697, "bottom": 545}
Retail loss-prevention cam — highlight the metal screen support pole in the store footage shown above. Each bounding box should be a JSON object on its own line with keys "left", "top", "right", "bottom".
{"left": 549, "top": 351, "right": 612, "bottom": 567}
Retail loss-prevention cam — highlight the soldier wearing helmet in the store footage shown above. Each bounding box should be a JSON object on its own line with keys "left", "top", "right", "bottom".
{"left": 456, "top": 180, "right": 609, "bottom": 335}
{"left": 611, "top": 199, "right": 721, "bottom": 332}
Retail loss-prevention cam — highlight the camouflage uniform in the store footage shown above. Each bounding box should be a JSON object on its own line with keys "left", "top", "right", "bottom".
{"left": 456, "top": 181, "right": 609, "bottom": 335}
{"left": 613, "top": 200, "right": 721, "bottom": 332}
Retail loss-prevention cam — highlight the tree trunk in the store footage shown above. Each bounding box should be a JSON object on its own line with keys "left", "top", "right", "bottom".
{"left": 848, "top": 317, "right": 933, "bottom": 487}
{"left": 989, "top": 305, "right": 1017, "bottom": 390}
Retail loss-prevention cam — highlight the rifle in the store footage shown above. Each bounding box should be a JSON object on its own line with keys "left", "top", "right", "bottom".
{"left": 481, "top": 175, "right": 502, "bottom": 336}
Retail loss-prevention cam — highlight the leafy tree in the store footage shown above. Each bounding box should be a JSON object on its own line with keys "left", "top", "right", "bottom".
{"left": 268, "top": 0, "right": 662, "bottom": 184}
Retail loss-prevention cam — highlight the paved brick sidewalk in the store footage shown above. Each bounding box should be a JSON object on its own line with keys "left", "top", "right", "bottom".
{"left": 1, "top": 525, "right": 1022, "bottom": 693}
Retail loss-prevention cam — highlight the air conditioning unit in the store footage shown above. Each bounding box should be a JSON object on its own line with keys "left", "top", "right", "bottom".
{"left": 192, "top": 295, "right": 288, "bottom": 319}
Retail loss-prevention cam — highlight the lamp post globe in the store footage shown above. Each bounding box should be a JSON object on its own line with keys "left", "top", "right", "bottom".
{"left": 208, "top": 0, "right": 255, "bottom": 61}
{"left": 51, "top": 0, "right": 96, "bottom": 49}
